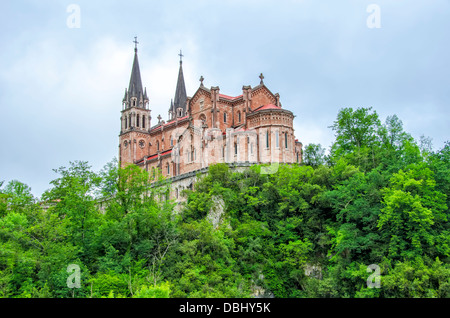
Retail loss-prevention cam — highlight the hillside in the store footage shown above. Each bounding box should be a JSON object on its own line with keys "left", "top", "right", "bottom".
{"left": 1, "top": 107, "right": 449, "bottom": 298}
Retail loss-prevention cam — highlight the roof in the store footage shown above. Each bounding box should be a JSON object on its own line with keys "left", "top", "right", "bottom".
{"left": 219, "top": 93, "right": 243, "bottom": 100}
{"left": 253, "top": 103, "right": 280, "bottom": 111}
{"left": 149, "top": 115, "right": 189, "bottom": 132}
{"left": 136, "top": 149, "right": 173, "bottom": 164}
{"left": 124, "top": 49, "right": 148, "bottom": 105}
{"left": 173, "top": 61, "right": 187, "bottom": 111}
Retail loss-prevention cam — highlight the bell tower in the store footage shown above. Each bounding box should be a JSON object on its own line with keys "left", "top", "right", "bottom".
{"left": 119, "top": 37, "right": 151, "bottom": 167}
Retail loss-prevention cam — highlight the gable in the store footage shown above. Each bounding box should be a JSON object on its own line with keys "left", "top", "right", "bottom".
{"left": 189, "top": 87, "right": 212, "bottom": 115}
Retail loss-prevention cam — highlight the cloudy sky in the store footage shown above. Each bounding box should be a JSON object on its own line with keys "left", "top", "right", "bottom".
{"left": 0, "top": 0, "right": 449, "bottom": 198}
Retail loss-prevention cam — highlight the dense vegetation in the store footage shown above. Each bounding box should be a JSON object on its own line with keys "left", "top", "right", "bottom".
{"left": 1, "top": 107, "right": 449, "bottom": 298}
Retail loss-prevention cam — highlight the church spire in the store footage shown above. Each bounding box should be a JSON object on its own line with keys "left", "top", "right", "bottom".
{"left": 123, "top": 37, "right": 148, "bottom": 109}
{"left": 173, "top": 50, "right": 187, "bottom": 117}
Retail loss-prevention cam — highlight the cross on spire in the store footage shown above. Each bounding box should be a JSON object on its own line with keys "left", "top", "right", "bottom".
{"left": 259, "top": 73, "right": 264, "bottom": 84}
{"left": 133, "top": 36, "right": 139, "bottom": 52}
{"left": 178, "top": 49, "right": 184, "bottom": 63}
{"left": 199, "top": 75, "right": 204, "bottom": 86}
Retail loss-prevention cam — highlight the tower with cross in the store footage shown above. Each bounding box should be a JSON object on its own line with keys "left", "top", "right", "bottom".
{"left": 119, "top": 37, "right": 151, "bottom": 167}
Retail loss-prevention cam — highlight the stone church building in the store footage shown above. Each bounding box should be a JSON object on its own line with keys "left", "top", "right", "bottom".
{"left": 118, "top": 43, "right": 302, "bottom": 200}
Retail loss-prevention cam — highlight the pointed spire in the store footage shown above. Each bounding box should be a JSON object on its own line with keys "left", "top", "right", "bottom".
{"left": 173, "top": 51, "right": 187, "bottom": 116}
{"left": 125, "top": 37, "right": 148, "bottom": 108}
{"left": 168, "top": 99, "right": 174, "bottom": 120}
{"left": 128, "top": 50, "right": 144, "bottom": 99}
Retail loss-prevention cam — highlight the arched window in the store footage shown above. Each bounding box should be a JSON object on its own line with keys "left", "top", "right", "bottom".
{"left": 223, "top": 112, "right": 227, "bottom": 123}
{"left": 199, "top": 114, "right": 206, "bottom": 124}
{"left": 167, "top": 163, "right": 170, "bottom": 176}
{"left": 142, "top": 115, "right": 146, "bottom": 129}
{"left": 238, "top": 111, "right": 241, "bottom": 123}
{"left": 266, "top": 130, "right": 269, "bottom": 148}
{"left": 128, "top": 116, "right": 131, "bottom": 128}
{"left": 125, "top": 116, "right": 128, "bottom": 129}
{"left": 234, "top": 142, "right": 238, "bottom": 155}
{"left": 156, "top": 140, "right": 160, "bottom": 151}
{"left": 136, "top": 114, "right": 140, "bottom": 127}
{"left": 285, "top": 132, "right": 288, "bottom": 149}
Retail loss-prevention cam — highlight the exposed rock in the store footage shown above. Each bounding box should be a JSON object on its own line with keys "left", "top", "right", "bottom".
{"left": 304, "top": 264, "right": 322, "bottom": 280}
{"left": 206, "top": 195, "right": 226, "bottom": 229}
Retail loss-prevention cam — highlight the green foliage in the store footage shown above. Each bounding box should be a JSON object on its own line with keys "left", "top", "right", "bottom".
{"left": 302, "top": 143, "right": 326, "bottom": 167}
{"left": 380, "top": 257, "right": 450, "bottom": 298}
{"left": 378, "top": 163, "right": 448, "bottom": 260}
{"left": 330, "top": 107, "right": 382, "bottom": 157}
{"left": 133, "top": 281, "right": 171, "bottom": 298}
{"left": 1, "top": 107, "right": 448, "bottom": 298}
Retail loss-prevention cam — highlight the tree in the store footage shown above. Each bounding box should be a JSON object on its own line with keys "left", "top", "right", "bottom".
{"left": 381, "top": 115, "right": 409, "bottom": 150}
{"left": 2, "top": 180, "right": 35, "bottom": 213}
{"left": 378, "top": 163, "right": 448, "bottom": 260}
{"left": 42, "top": 161, "right": 102, "bottom": 261}
{"left": 428, "top": 141, "right": 450, "bottom": 207}
{"left": 330, "top": 107, "right": 382, "bottom": 155}
{"left": 329, "top": 107, "right": 383, "bottom": 171}
{"left": 302, "top": 143, "right": 325, "bottom": 167}
{"left": 98, "top": 157, "right": 119, "bottom": 198}
{"left": 419, "top": 135, "right": 433, "bottom": 156}
{"left": 94, "top": 162, "right": 178, "bottom": 295}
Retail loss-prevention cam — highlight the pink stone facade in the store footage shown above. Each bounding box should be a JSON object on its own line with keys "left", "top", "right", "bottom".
{"left": 118, "top": 50, "right": 302, "bottom": 183}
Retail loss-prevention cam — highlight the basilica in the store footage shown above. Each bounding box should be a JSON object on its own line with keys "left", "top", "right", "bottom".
{"left": 118, "top": 42, "right": 302, "bottom": 199}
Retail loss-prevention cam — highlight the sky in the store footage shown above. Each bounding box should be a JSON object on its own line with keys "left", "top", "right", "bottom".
{"left": 0, "top": 0, "right": 449, "bottom": 198}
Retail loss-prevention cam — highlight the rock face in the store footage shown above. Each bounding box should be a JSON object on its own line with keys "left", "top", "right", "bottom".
{"left": 206, "top": 195, "right": 226, "bottom": 229}
{"left": 304, "top": 264, "right": 322, "bottom": 279}
{"left": 251, "top": 273, "right": 274, "bottom": 298}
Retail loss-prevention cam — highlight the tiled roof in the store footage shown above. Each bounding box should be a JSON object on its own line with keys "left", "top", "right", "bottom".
{"left": 149, "top": 115, "right": 189, "bottom": 132}
{"left": 253, "top": 104, "right": 280, "bottom": 111}
{"left": 219, "top": 93, "right": 243, "bottom": 100}
{"left": 136, "top": 149, "right": 172, "bottom": 164}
